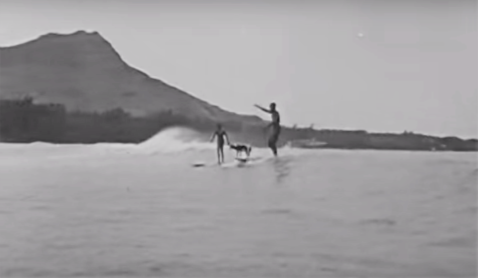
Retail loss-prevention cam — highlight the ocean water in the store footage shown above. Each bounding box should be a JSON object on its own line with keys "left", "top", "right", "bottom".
{"left": 0, "top": 128, "right": 476, "bottom": 278}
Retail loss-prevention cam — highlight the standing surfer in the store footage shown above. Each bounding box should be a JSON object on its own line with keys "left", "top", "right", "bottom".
{"left": 254, "top": 103, "right": 281, "bottom": 156}
{"left": 210, "top": 124, "right": 230, "bottom": 164}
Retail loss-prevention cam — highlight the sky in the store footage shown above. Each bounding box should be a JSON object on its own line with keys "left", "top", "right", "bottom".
{"left": 0, "top": 0, "right": 477, "bottom": 138}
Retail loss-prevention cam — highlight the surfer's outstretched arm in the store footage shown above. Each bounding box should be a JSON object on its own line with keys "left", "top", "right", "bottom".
{"left": 254, "top": 104, "right": 271, "bottom": 114}
{"left": 224, "top": 132, "right": 231, "bottom": 145}
{"left": 209, "top": 132, "right": 216, "bottom": 142}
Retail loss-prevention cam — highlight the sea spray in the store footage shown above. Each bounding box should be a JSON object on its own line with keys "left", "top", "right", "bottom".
{"left": 137, "top": 126, "right": 215, "bottom": 154}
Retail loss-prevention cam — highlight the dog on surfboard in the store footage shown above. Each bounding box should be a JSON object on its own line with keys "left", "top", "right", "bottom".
{"left": 229, "top": 143, "right": 252, "bottom": 158}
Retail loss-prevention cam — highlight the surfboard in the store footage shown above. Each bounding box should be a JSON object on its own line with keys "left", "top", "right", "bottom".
{"left": 223, "top": 156, "right": 266, "bottom": 168}
{"left": 192, "top": 156, "right": 265, "bottom": 168}
{"left": 191, "top": 161, "right": 217, "bottom": 167}
{"left": 235, "top": 157, "right": 249, "bottom": 163}
{"left": 193, "top": 161, "right": 237, "bottom": 168}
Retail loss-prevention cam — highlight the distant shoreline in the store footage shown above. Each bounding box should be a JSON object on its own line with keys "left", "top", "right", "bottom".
{"left": 0, "top": 98, "right": 476, "bottom": 152}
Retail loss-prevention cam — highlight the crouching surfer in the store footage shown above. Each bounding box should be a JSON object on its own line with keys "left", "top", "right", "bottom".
{"left": 210, "top": 124, "right": 230, "bottom": 165}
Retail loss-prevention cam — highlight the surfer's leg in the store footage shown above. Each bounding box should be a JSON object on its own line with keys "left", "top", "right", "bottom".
{"left": 267, "top": 138, "right": 277, "bottom": 156}
{"left": 271, "top": 143, "right": 278, "bottom": 156}
{"left": 218, "top": 143, "right": 225, "bottom": 163}
{"left": 216, "top": 142, "right": 223, "bottom": 164}
{"left": 268, "top": 126, "right": 280, "bottom": 156}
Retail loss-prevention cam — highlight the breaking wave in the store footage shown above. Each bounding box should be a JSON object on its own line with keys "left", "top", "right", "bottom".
{"left": 137, "top": 126, "right": 215, "bottom": 153}
{"left": 0, "top": 126, "right": 303, "bottom": 157}
{"left": 0, "top": 127, "right": 214, "bottom": 157}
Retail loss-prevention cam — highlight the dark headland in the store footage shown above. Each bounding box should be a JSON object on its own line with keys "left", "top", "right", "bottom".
{"left": 0, "top": 31, "right": 476, "bottom": 151}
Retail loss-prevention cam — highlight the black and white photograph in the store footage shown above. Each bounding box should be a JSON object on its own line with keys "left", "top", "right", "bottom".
{"left": 0, "top": 0, "right": 476, "bottom": 277}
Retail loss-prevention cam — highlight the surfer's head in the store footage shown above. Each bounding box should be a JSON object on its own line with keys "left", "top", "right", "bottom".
{"left": 216, "top": 123, "right": 223, "bottom": 130}
{"left": 270, "top": 102, "right": 276, "bottom": 111}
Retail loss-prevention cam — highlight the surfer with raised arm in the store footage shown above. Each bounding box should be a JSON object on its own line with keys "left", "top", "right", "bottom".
{"left": 210, "top": 123, "right": 230, "bottom": 164}
{"left": 254, "top": 102, "right": 281, "bottom": 156}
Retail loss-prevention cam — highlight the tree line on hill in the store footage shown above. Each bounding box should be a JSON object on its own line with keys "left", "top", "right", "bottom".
{"left": 0, "top": 97, "right": 221, "bottom": 143}
{"left": 0, "top": 97, "right": 476, "bottom": 151}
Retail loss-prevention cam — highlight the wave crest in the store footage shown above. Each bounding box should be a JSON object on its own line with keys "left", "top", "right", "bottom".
{"left": 138, "top": 126, "right": 214, "bottom": 153}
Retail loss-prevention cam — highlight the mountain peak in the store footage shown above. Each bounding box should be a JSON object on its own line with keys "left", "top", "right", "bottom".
{"left": 39, "top": 30, "right": 103, "bottom": 40}
{"left": 0, "top": 30, "right": 106, "bottom": 51}
{"left": 33, "top": 30, "right": 110, "bottom": 50}
{"left": 0, "top": 29, "right": 126, "bottom": 71}
{"left": 0, "top": 31, "right": 264, "bottom": 125}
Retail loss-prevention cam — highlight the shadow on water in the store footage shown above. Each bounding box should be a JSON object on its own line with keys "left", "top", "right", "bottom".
{"left": 271, "top": 156, "right": 293, "bottom": 184}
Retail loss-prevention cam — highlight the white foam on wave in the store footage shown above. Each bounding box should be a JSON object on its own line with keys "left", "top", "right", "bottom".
{"left": 137, "top": 126, "right": 215, "bottom": 154}
{"left": 0, "top": 126, "right": 313, "bottom": 159}
{"left": 0, "top": 127, "right": 213, "bottom": 156}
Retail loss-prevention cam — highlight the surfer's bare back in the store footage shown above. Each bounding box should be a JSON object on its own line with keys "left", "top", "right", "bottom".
{"left": 254, "top": 103, "right": 281, "bottom": 156}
